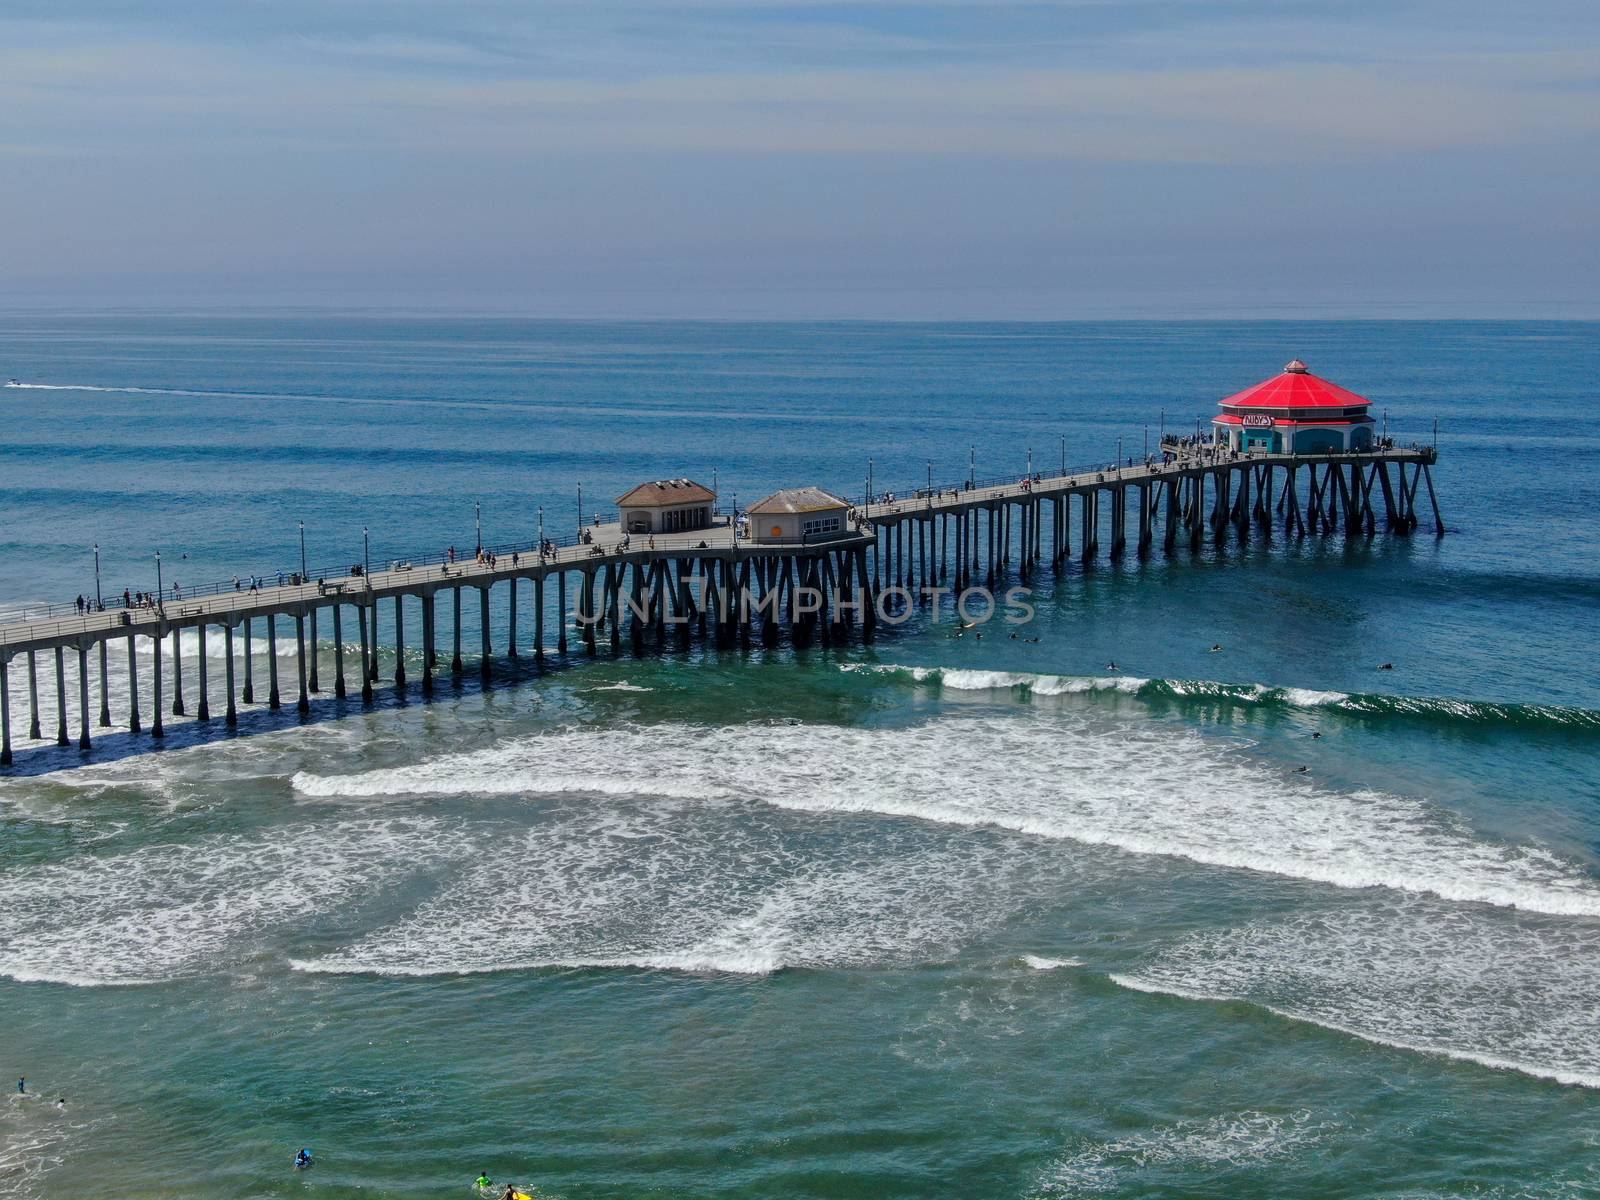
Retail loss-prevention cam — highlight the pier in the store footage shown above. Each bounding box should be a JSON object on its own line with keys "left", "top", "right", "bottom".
{"left": 0, "top": 443, "right": 1440, "bottom": 768}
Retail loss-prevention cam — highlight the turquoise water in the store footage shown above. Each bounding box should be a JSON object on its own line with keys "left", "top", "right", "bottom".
{"left": 1, "top": 319, "right": 1598, "bottom": 1197}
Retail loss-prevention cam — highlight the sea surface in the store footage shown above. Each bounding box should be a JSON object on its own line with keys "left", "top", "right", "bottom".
{"left": 1, "top": 318, "right": 1598, "bottom": 1198}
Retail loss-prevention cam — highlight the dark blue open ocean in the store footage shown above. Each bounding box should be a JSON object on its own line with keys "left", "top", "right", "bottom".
{"left": 2, "top": 318, "right": 1598, "bottom": 1197}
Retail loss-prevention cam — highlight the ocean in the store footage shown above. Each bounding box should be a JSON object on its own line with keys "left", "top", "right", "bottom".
{"left": 1, "top": 318, "right": 1597, "bottom": 1198}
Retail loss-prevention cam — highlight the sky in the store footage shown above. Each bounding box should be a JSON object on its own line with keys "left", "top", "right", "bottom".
{"left": 1, "top": 1, "right": 1596, "bottom": 317}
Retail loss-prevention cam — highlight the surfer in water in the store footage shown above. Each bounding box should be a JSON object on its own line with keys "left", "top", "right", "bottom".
{"left": 295, "top": 1148, "right": 313, "bottom": 1170}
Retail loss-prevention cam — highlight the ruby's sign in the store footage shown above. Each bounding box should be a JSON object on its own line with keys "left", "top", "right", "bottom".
{"left": 1242, "top": 414, "right": 1275, "bottom": 428}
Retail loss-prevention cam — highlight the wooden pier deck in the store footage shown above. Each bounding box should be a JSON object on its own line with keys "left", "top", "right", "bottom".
{"left": 0, "top": 444, "right": 1439, "bottom": 765}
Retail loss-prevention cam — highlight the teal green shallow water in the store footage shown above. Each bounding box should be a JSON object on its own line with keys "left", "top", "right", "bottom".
{"left": 2, "top": 320, "right": 1599, "bottom": 1197}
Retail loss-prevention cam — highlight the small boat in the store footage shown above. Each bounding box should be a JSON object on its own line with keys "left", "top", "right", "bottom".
{"left": 4, "top": 379, "right": 18, "bottom": 387}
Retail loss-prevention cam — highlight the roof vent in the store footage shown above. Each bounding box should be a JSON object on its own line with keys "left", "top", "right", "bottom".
{"left": 1284, "top": 359, "right": 1309, "bottom": 374}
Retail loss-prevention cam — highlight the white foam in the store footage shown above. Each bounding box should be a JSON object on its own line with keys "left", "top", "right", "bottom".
{"left": 0, "top": 1094, "right": 100, "bottom": 1195}
{"left": 1021, "top": 954, "right": 1082, "bottom": 970}
{"left": 854, "top": 663, "right": 1349, "bottom": 708}
{"left": 1110, "top": 902, "right": 1600, "bottom": 1089}
{"left": 290, "top": 804, "right": 1027, "bottom": 978}
{"left": 589, "top": 682, "right": 652, "bottom": 693}
{"left": 1280, "top": 687, "right": 1350, "bottom": 707}
{"left": 860, "top": 664, "right": 1148, "bottom": 697}
{"left": 0, "top": 817, "right": 458, "bottom": 985}
{"left": 288, "top": 715, "right": 1600, "bottom": 918}
{"left": 1034, "top": 1110, "right": 1325, "bottom": 1195}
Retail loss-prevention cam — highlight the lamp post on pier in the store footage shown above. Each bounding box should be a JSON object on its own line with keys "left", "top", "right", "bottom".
{"left": 538, "top": 505, "right": 544, "bottom": 548}
{"left": 362, "top": 527, "right": 370, "bottom": 583}
{"left": 867, "top": 458, "right": 873, "bottom": 507}
{"left": 1143, "top": 425, "right": 1148, "bottom": 462}
{"left": 1060, "top": 436, "right": 1065, "bottom": 476}
{"left": 576, "top": 485, "right": 583, "bottom": 537}
{"left": 155, "top": 550, "right": 163, "bottom": 613}
{"left": 298, "top": 521, "right": 307, "bottom": 582}
{"left": 475, "top": 502, "right": 482, "bottom": 555}
{"left": 93, "top": 543, "right": 101, "bottom": 609}
{"left": 968, "top": 446, "right": 975, "bottom": 489}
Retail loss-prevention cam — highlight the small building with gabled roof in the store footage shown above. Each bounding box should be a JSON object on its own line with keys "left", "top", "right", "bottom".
{"left": 616, "top": 477, "right": 716, "bottom": 534}
{"left": 746, "top": 486, "right": 851, "bottom": 542}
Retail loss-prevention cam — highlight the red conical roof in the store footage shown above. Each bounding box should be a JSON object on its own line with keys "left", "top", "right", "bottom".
{"left": 1219, "top": 360, "right": 1371, "bottom": 411}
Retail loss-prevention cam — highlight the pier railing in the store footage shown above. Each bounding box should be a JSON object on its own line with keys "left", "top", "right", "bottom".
{"left": 0, "top": 509, "right": 674, "bottom": 626}
{"left": 0, "top": 442, "right": 1435, "bottom": 642}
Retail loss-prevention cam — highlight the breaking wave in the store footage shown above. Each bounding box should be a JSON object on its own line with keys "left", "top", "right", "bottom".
{"left": 0, "top": 817, "right": 461, "bottom": 985}
{"left": 289, "top": 805, "right": 1037, "bottom": 978}
{"left": 847, "top": 664, "right": 1600, "bottom": 733}
{"left": 291, "top": 715, "right": 1600, "bottom": 918}
{"left": 1108, "top": 900, "right": 1600, "bottom": 1089}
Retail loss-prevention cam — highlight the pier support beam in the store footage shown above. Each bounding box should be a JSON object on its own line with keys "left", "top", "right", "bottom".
{"left": 1424, "top": 464, "right": 1445, "bottom": 536}
{"left": 127, "top": 636, "right": 141, "bottom": 733}
{"left": 534, "top": 575, "right": 546, "bottom": 659}
{"left": 421, "top": 595, "right": 435, "bottom": 694}
{"left": 151, "top": 630, "right": 164, "bottom": 739}
{"left": 296, "top": 613, "right": 311, "bottom": 714}
{"left": 77, "top": 645, "right": 90, "bottom": 750}
{"left": 558, "top": 573, "right": 569, "bottom": 653}
{"left": 508, "top": 580, "right": 519, "bottom": 659}
{"left": 358, "top": 603, "right": 374, "bottom": 704}
{"left": 333, "top": 606, "right": 346, "bottom": 697}
{"left": 1, "top": 659, "right": 11, "bottom": 765}
{"left": 98, "top": 640, "right": 110, "bottom": 728}
{"left": 393, "top": 596, "right": 406, "bottom": 688}
{"left": 452, "top": 588, "right": 464, "bottom": 675}
{"left": 267, "top": 614, "right": 281, "bottom": 710}
{"left": 170, "top": 627, "right": 185, "bottom": 717}
{"left": 27, "top": 651, "right": 40, "bottom": 740}
{"left": 224, "top": 624, "right": 237, "bottom": 725}
{"left": 308, "top": 608, "right": 319, "bottom": 693}
{"left": 368, "top": 603, "right": 380, "bottom": 683}
{"left": 196, "top": 624, "right": 210, "bottom": 721}
{"left": 243, "top": 619, "right": 254, "bottom": 704}
{"left": 54, "top": 646, "right": 68, "bottom": 746}
{"left": 480, "top": 587, "right": 493, "bottom": 682}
